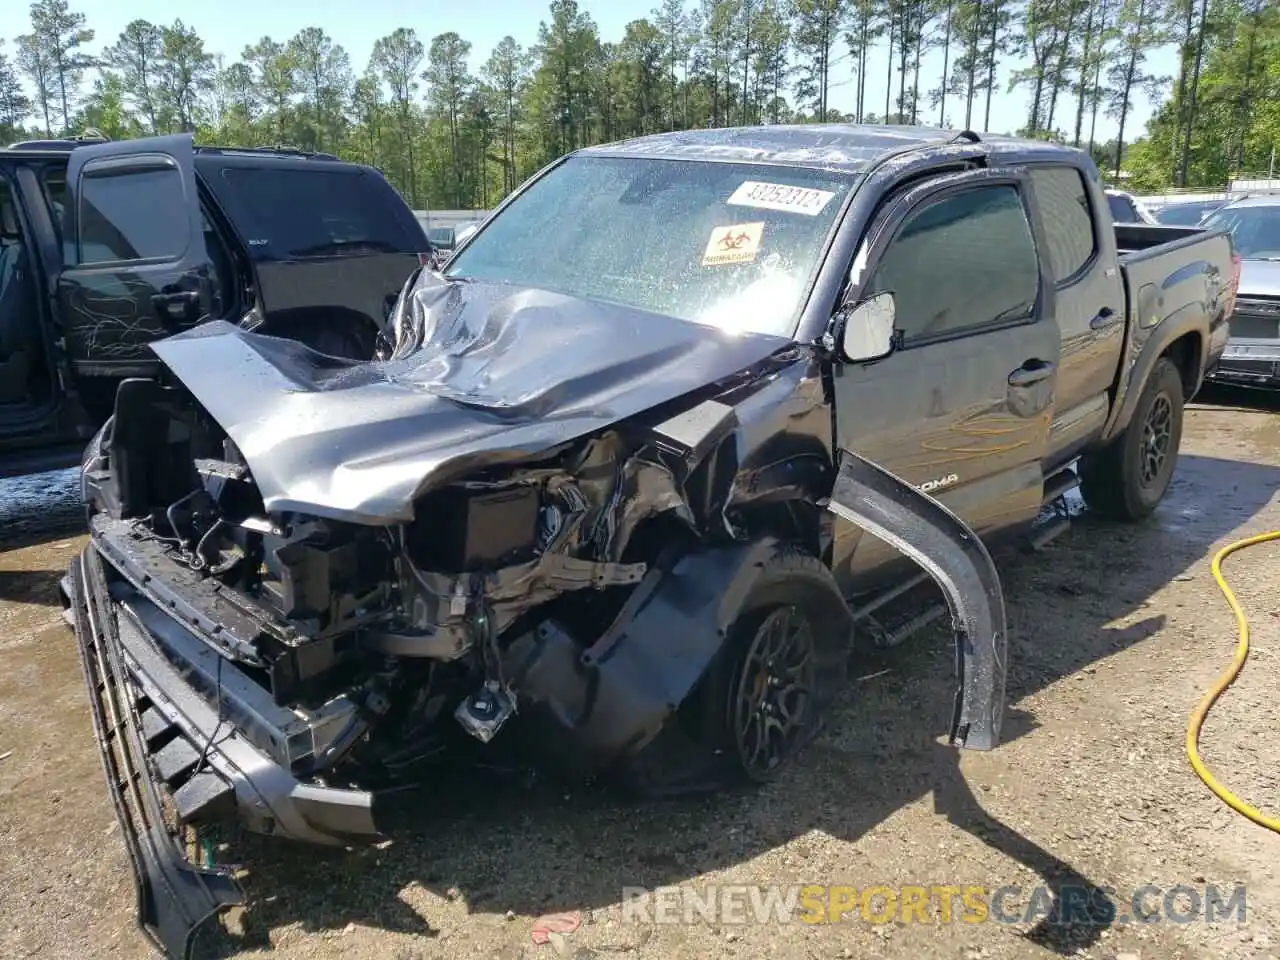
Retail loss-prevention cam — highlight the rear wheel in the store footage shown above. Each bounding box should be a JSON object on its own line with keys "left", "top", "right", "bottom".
{"left": 1080, "top": 357, "right": 1185, "bottom": 521}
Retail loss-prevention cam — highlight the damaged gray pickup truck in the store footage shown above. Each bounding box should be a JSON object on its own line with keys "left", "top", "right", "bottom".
{"left": 62, "top": 124, "right": 1236, "bottom": 958}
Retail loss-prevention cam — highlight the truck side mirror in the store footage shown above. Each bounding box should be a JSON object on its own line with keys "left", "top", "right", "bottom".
{"left": 840, "top": 292, "right": 897, "bottom": 363}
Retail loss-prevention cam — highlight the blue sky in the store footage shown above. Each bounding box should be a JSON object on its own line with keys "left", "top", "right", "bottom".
{"left": 5, "top": 0, "right": 1178, "bottom": 142}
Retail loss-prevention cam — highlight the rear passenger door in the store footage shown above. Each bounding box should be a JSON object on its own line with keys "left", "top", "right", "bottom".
{"left": 1026, "top": 166, "right": 1125, "bottom": 461}
{"left": 832, "top": 170, "right": 1061, "bottom": 572}
{"left": 57, "top": 134, "right": 211, "bottom": 378}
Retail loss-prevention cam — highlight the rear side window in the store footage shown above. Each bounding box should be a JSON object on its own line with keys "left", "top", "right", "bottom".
{"left": 427, "top": 226, "right": 455, "bottom": 248}
{"left": 867, "top": 185, "right": 1040, "bottom": 343}
{"left": 210, "top": 166, "right": 420, "bottom": 261}
{"left": 78, "top": 165, "right": 188, "bottom": 264}
{"left": 1107, "top": 193, "right": 1140, "bottom": 223}
{"left": 1030, "top": 167, "right": 1095, "bottom": 281}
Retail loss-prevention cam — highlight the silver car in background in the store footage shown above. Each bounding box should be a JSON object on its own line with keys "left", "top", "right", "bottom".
{"left": 1201, "top": 195, "right": 1280, "bottom": 388}
{"left": 1153, "top": 198, "right": 1229, "bottom": 227}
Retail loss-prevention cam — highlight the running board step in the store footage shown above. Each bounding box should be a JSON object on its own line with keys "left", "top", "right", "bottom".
{"left": 864, "top": 599, "right": 950, "bottom": 649}
{"left": 851, "top": 570, "right": 932, "bottom": 623}
{"left": 1023, "top": 512, "right": 1071, "bottom": 553}
{"left": 1041, "top": 466, "right": 1079, "bottom": 506}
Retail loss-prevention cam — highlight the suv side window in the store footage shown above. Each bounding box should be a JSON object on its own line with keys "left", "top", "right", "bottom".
{"left": 77, "top": 164, "right": 188, "bottom": 265}
{"left": 866, "top": 185, "right": 1041, "bottom": 343}
{"left": 1030, "top": 167, "right": 1095, "bottom": 281}
{"left": 1106, "top": 193, "right": 1139, "bottom": 224}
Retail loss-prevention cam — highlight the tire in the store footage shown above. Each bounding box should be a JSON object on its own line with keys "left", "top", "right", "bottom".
{"left": 696, "top": 549, "right": 851, "bottom": 785}
{"left": 1079, "top": 357, "right": 1185, "bottom": 522}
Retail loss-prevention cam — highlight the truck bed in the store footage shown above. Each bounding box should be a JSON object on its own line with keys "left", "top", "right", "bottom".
{"left": 1114, "top": 222, "right": 1209, "bottom": 258}
{"left": 1114, "top": 221, "right": 1234, "bottom": 380}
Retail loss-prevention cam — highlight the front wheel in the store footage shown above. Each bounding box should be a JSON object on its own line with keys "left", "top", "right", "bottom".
{"left": 697, "top": 549, "right": 851, "bottom": 784}
{"left": 1080, "top": 357, "right": 1186, "bottom": 522}
{"left": 726, "top": 603, "right": 819, "bottom": 782}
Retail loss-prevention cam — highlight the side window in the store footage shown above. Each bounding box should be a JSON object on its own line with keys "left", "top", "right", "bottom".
{"left": 1106, "top": 193, "right": 1138, "bottom": 224}
{"left": 77, "top": 164, "right": 188, "bottom": 265}
{"left": 1030, "top": 167, "right": 1095, "bottom": 282}
{"left": 866, "top": 185, "right": 1041, "bottom": 343}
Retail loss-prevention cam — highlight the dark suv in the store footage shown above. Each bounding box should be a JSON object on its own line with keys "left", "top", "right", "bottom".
{"left": 0, "top": 133, "right": 430, "bottom": 477}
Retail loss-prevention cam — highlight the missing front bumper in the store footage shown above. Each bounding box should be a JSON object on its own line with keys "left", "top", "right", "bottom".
{"left": 65, "top": 545, "right": 243, "bottom": 959}
{"left": 63, "top": 542, "right": 383, "bottom": 958}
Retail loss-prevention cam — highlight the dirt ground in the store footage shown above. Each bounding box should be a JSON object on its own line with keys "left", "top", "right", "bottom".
{"left": 1, "top": 387, "right": 1278, "bottom": 960}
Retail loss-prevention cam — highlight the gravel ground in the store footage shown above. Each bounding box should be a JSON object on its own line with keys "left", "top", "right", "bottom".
{"left": 1, "top": 387, "right": 1278, "bottom": 960}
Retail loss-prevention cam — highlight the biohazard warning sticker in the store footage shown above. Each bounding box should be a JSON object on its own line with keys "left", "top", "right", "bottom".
{"left": 703, "top": 222, "right": 765, "bottom": 266}
{"left": 727, "top": 180, "right": 836, "bottom": 216}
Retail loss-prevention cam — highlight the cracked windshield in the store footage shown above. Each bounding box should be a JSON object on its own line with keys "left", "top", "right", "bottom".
{"left": 446, "top": 156, "right": 855, "bottom": 337}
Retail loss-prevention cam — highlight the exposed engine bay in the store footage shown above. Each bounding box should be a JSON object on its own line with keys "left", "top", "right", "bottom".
{"left": 82, "top": 369, "right": 849, "bottom": 800}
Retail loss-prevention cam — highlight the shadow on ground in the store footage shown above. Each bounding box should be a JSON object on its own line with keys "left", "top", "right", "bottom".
{"left": 1194, "top": 382, "right": 1280, "bottom": 414}
{"left": 0, "top": 568, "right": 67, "bottom": 607}
{"left": 179, "top": 451, "right": 1280, "bottom": 958}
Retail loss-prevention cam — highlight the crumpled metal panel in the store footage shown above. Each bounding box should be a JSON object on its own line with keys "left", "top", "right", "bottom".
{"left": 149, "top": 274, "right": 790, "bottom": 525}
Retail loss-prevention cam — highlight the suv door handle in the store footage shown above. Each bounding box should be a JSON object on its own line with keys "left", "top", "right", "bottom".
{"left": 151, "top": 290, "right": 201, "bottom": 325}
{"left": 1090, "top": 307, "right": 1119, "bottom": 330}
{"left": 1008, "top": 360, "right": 1056, "bottom": 388}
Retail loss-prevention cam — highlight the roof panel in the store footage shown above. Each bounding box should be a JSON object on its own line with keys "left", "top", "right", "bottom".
{"left": 578, "top": 123, "right": 965, "bottom": 172}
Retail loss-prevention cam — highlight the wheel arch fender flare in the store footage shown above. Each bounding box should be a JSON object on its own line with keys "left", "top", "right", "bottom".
{"left": 1103, "top": 314, "right": 1207, "bottom": 443}
{"left": 826, "top": 449, "right": 1009, "bottom": 750}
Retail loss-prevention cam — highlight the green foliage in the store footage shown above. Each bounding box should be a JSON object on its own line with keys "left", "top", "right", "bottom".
{"left": 1127, "top": 0, "right": 1280, "bottom": 188}
{"left": 5, "top": 0, "right": 1279, "bottom": 201}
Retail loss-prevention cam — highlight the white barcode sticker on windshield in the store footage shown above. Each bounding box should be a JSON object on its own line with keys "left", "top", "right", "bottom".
{"left": 727, "top": 181, "right": 836, "bottom": 216}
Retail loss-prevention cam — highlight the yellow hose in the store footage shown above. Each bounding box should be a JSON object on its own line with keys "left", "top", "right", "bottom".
{"left": 1186, "top": 529, "right": 1280, "bottom": 833}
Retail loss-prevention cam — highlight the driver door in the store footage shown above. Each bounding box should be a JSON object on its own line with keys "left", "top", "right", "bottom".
{"left": 57, "top": 134, "right": 212, "bottom": 379}
{"left": 830, "top": 169, "right": 1061, "bottom": 580}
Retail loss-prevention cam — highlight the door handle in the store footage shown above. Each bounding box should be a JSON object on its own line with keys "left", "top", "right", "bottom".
{"left": 1090, "top": 307, "right": 1120, "bottom": 330}
{"left": 1008, "top": 360, "right": 1056, "bottom": 388}
{"left": 151, "top": 290, "right": 201, "bottom": 326}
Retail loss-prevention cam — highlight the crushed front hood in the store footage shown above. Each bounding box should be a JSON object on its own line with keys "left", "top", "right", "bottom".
{"left": 150, "top": 279, "right": 791, "bottom": 524}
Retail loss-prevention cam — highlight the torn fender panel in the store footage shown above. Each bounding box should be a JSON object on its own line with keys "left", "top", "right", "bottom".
{"left": 826, "top": 450, "right": 1008, "bottom": 750}
{"left": 506, "top": 537, "right": 848, "bottom": 776}
{"left": 149, "top": 278, "right": 792, "bottom": 525}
